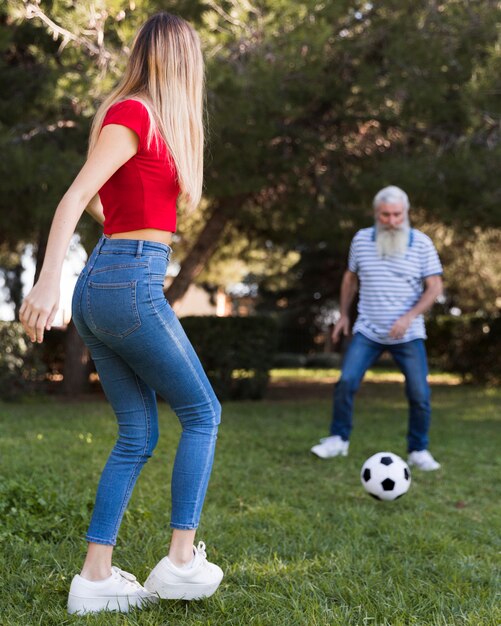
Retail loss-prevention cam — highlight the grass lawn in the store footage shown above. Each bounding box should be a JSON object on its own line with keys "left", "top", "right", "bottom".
{"left": 0, "top": 376, "right": 499, "bottom": 625}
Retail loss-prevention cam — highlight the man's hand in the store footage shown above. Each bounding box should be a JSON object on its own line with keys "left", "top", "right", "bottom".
{"left": 389, "top": 313, "right": 413, "bottom": 340}
{"left": 332, "top": 315, "right": 351, "bottom": 344}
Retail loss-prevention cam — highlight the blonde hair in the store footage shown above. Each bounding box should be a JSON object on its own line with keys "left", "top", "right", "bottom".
{"left": 89, "top": 13, "right": 205, "bottom": 210}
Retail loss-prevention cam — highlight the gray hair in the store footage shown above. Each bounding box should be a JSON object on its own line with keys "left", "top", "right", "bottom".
{"left": 373, "top": 186, "right": 410, "bottom": 212}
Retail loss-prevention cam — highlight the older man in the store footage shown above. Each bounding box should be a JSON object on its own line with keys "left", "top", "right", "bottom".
{"left": 311, "top": 186, "right": 443, "bottom": 470}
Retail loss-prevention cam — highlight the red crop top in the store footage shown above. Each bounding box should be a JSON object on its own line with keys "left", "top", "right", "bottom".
{"left": 98, "top": 99, "right": 180, "bottom": 234}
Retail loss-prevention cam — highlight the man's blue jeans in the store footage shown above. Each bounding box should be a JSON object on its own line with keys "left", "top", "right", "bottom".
{"left": 330, "top": 332, "right": 431, "bottom": 452}
{"left": 72, "top": 236, "right": 221, "bottom": 546}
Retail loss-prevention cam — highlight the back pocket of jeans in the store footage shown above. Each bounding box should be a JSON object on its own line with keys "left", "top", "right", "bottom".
{"left": 87, "top": 281, "right": 141, "bottom": 338}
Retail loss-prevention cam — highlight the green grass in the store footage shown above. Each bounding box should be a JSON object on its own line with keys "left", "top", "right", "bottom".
{"left": 0, "top": 380, "right": 500, "bottom": 625}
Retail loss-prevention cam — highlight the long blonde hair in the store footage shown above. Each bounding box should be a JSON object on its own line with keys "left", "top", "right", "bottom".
{"left": 89, "top": 13, "right": 205, "bottom": 210}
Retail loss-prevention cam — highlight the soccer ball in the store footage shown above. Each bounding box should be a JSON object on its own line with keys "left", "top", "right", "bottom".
{"left": 360, "top": 452, "right": 411, "bottom": 501}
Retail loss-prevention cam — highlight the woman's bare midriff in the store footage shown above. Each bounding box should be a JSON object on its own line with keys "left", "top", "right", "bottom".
{"left": 109, "top": 228, "right": 173, "bottom": 246}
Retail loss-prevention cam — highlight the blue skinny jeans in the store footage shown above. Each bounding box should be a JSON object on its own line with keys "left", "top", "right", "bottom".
{"left": 72, "top": 236, "right": 221, "bottom": 546}
{"left": 330, "top": 332, "right": 431, "bottom": 452}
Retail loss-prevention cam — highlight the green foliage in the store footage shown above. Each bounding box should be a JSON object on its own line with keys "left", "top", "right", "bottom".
{"left": 258, "top": 245, "right": 351, "bottom": 352}
{"left": 204, "top": 0, "right": 500, "bottom": 229}
{"left": 423, "top": 224, "right": 501, "bottom": 315}
{"left": 181, "top": 315, "right": 278, "bottom": 400}
{"left": 274, "top": 353, "right": 343, "bottom": 368}
{"left": 0, "top": 139, "right": 84, "bottom": 245}
{"left": 304, "top": 352, "right": 342, "bottom": 368}
{"left": 0, "top": 321, "right": 46, "bottom": 399}
{"left": 39, "top": 327, "right": 67, "bottom": 378}
{"left": 426, "top": 315, "right": 501, "bottom": 385}
{"left": 272, "top": 352, "right": 308, "bottom": 368}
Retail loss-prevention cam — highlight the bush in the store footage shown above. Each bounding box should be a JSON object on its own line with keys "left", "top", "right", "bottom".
{"left": 0, "top": 322, "right": 47, "bottom": 400}
{"left": 272, "top": 353, "right": 308, "bottom": 368}
{"left": 426, "top": 315, "right": 500, "bottom": 384}
{"left": 305, "top": 353, "right": 342, "bottom": 368}
{"left": 39, "top": 327, "right": 67, "bottom": 378}
{"left": 180, "top": 316, "right": 278, "bottom": 401}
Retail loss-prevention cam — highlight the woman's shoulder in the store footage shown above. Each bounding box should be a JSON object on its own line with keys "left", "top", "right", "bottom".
{"left": 102, "top": 98, "right": 153, "bottom": 147}
{"left": 106, "top": 98, "right": 150, "bottom": 118}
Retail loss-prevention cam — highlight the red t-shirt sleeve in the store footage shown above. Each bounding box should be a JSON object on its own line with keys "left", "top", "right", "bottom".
{"left": 101, "top": 99, "right": 149, "bottom": 150}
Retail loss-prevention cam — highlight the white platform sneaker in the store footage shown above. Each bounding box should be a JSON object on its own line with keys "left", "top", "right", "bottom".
{"left": 144, "top": 541, "right": 223, "bottom": 601}
{"left": 408, "top": 449, "right": 441, "bottom": 471}
{"left": 67, "top": 566, "right": 157, "bottom": 615}
{"left": 310, "top": 435, "right": 349, "bottom": 459}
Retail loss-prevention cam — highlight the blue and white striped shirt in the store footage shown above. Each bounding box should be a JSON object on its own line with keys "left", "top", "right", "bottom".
{"left": 348, "top": 227, "right": 443, "bottom": 344}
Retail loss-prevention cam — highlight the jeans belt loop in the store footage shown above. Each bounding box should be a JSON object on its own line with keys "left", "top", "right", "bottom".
{"left": 97, "top": 234, "right": 107, "bottom": 254}
{"left": 136, "top": 240, "right": 144, "bottom": 258}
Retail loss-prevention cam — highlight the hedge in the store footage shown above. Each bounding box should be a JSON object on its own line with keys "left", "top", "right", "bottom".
{"left": 3, "top": 314, "right": 496, "bottom": 400}
{"left": 0, "top": 322, "right": 47, "bottom": 400}
{"left": 426, "top": 314, "right": 500, "bottom": 384}
{"left": 180, "top": 315, "right": 278, "bottom": 401}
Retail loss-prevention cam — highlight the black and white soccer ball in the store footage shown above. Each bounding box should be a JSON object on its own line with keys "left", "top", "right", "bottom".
{"left": 360, "top": 452, "right": 411, "bottom": 501}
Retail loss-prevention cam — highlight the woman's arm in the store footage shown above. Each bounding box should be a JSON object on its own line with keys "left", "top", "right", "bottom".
{"left": 19, "top": 124, "right": 139, "bottom": 343}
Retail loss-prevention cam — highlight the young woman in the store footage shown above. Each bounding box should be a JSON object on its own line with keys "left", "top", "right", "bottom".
{"left": 19, "top": 13, "right": 223, "bottom": 615}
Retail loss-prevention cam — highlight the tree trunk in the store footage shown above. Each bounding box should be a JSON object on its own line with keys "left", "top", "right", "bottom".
{"left": 165, "top": 200, "right": 235, "bottom": 306}
{"left": 62, "top": 320, "right": 92, "bottom": 395}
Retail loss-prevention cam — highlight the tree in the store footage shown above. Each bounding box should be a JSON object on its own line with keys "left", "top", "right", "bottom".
{"left": 167, "top": 0, "right": 501, "bottom": 307}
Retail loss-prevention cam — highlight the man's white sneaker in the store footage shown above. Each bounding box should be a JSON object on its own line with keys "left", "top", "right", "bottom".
{"left": 408, "top": 450, "right": 441, "bottom": 471}
{"left": 310, "top": 435, "right": 349, "bottom": 459}
{"left": 67, "top": 566, "right": 157, "bottom": 615}
{"left": 144, "top": 541, "right": 223, "bottom": 600}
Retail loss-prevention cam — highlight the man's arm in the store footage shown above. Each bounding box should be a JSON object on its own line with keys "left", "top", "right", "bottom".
{"left": 389, "top": 274, "right": 443, "bottom": 340}
{"left": 332, "top": 270, "right": 359, "bottom": 343}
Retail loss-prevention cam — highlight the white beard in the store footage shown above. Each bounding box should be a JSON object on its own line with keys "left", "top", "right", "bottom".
{"left": 376, "top": 224, "right": 410, "bottom": 257}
